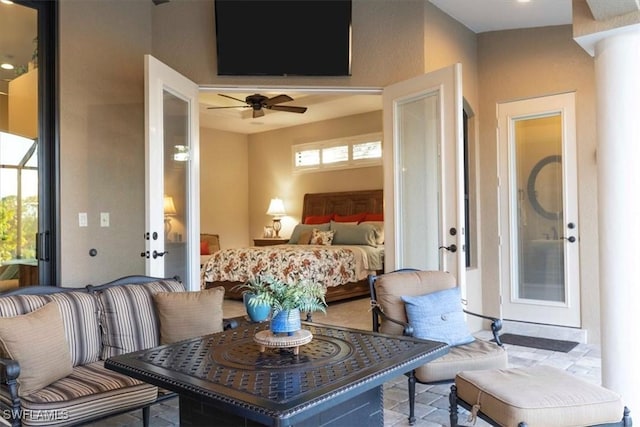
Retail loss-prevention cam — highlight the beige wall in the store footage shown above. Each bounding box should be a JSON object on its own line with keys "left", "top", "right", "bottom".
{"left": 200, "top": 127, "right": 249, "bottom": 249}
{"left": 59, "top": 0, "right": 152, "bottom": 285}
{"left": 477, "top": 25, "right": 598, "bottom": 341}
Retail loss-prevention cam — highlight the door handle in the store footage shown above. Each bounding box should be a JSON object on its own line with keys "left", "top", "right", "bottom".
{"left": 439, "top": 244, "right": 457, "bottom": 253}
{"left": 562, "top": 236, "right": 576, "bottom": 243}
{"left": 152, "top": 250, "right": 168, "bottom": 259}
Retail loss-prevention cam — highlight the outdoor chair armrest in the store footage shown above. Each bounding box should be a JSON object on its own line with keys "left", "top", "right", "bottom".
{"left": 463, "top": 309, "right": 503, "bottom": 346}
{"left": 0, "top": 357, "right": 21, "bottom": 419}
{"left": 371, "top": 302, "right": 414, "bottom": 336}
{"left": 223, "top": 318, "right": 239, "bottom": 330}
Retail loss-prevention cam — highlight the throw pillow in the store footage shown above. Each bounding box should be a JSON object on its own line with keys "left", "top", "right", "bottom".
{"left": 330, "top": 221, "right": 378, "bottom": 247}
{"left": 0, "top": 302, "right": 73, "bottom": 396}
{"left": 303, "top": 214, "right": 333, "bottom": 225}
{"left": 361, "top": 221, "right": 384, "bottom": 245}
{"left": 401, "top": 287, "right": 475, "bottom": 347}
{"left": 310, "top": 229, "right": 335, "bottom": 245}
{"left": 333, "top": 213, "right": 366, "bottom": 223}
{"left": 153, "top": 287, "right": 225, "bottom": 344}
{"left": 297, "top": 229, "right": 313, "bottom": 244}
{"left": 288, "top": 223, "right": 330, "bottom": 244}
{"left": 200, "top": 240, "right": 210, "bottom": 255}
{"left": 363, "top": 212, "right": 384, "bottom": 222}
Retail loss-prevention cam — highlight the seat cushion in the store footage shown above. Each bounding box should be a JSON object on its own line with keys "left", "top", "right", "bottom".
{"left": 415, "top": 339, "right": 507, "bottom": 383}
{"left": 97, "top": 279, "right": 185, "bottom": 359}
{"left": 455, "top": 365, "right": 624, "bottom": 427}
{"left": 374, "top": 270, "right": 455, "bottom": 335}
{"left": 0, "top": 302, "right": 74, "bottom": 396}
{"left": 18, "top": 361, "right": 158, "bottom": 427}
{"left": 153, "top": 286, "right": 225, "bottom": 344}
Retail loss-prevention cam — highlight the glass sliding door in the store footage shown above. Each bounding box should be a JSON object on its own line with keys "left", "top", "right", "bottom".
{"left": 0, "top": 1, "right": 56, "bottom": 287}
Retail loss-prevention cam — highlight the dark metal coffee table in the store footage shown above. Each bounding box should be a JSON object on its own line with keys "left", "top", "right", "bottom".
{"left": 105, "top": 320, "right": 448, "bottom": 426}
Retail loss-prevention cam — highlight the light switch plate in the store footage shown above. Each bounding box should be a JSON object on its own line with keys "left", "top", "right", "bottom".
{"left": 100, "top": 212, "right": 109, "bottom": 227}
{"left": 79, "top": 212, "right": 88, "bottom": 227}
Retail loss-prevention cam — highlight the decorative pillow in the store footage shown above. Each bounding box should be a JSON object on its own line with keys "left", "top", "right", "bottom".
{"left": 200, "top": 240, "right": 210, "bottom": 255}
{"left": 334, "top": 213, "right": 366, "bottom": 223}
{"left": 401, "top": 287, "right": 475, "bottom": 347}
{"left": 97, "top": 279, "right": 186, "bottom": 359}
{"left": 330, "top": 221, "right": 378, "bottom": 247}
{"left": 153, "top": 287, "right": 225, "bottom": 344}
{"left": 288, "top": 223, "right": 330, "bottom": 244}
{"left": 0, "top": 302, "right": 73, "bottom": 396}
{"left": 310, "top": 229, "right": 335, "bottom": 245}
{"left": 0, "top": 292, "right": 101, "bottom": 366}
{"left": 303, "top": 214, "right": 333, "bottom": 225}
{"left": 364, "top": 212, "right": 384, "bottom": 222}
{"left": 297, "top": 229, "right": 313, "bottom": 244}
{"left": 361, "top": 221, "right": 384, "bottom": 245}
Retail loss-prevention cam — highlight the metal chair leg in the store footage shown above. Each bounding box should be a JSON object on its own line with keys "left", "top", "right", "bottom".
{"left": 407, "top": 371, "right": 417, "bottom": 425}
{"left": 449, "top": 384, "right": 459, "bottom": 427}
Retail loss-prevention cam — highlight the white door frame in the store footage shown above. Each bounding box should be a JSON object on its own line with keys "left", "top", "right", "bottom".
{"left": 145, "top": 55, "right": 200, "bottom": 290}
{"left": 497, "top": 92, "right": 580, "bottom": 327}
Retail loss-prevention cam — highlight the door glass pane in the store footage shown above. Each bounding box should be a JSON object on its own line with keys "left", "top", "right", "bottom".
{"left": 163, "top": 91, "right": 189, "bottom": 282}
{"left": 0, "top": 3, "right": 39, "bottom": 288}
{"left": 397, "top": 92, "right": 440, "bottom": 269}
{"left": 515, "top": 114, "right": 564, "bottom": 302}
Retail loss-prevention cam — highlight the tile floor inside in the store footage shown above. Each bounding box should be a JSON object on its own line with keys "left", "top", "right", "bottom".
{"left": 87, "top": 297, "right": 602, "bottom": 427}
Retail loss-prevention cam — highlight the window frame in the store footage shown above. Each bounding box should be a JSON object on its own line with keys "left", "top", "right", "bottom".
{"left": 292, "top": 132, "right": 382, "bottom": 173}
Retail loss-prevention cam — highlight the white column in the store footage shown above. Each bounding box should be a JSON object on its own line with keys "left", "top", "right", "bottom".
{"left": 595, "top": 28, "right": 640, "bottom": 412}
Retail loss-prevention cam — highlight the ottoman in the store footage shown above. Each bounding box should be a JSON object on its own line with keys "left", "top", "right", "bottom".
{"left": 449, "top": 366, "right": 631, "bottom": 427}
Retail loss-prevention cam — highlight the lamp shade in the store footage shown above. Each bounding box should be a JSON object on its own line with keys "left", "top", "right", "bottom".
{"left": 164, "top": 196, "right": 177, "bottom": 216}
{"left": 266, "top": 198, "right": 286, "bottom": 217}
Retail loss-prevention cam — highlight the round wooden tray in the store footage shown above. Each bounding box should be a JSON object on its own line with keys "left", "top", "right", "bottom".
{"left": 254, "top": 329, "right": 313, "bottom": 355}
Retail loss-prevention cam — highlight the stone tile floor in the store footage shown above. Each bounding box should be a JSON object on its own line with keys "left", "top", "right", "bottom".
{"left": 86, "top": 299, "right": 602, "bottom": 427}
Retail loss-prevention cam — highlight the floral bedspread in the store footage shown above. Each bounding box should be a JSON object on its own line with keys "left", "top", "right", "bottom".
{"left": 201, "top": 244, "right": 375, "bottom": 289}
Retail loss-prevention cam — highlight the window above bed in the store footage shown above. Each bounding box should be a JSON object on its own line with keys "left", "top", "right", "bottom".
{"left": 292, "top": 133, "right": 382, "bottom": 174}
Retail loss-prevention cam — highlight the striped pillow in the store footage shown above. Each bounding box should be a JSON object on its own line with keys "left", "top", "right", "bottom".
{"left": 0, "top": 292, "right": 101, "bottom": 366}
{"left": 97, "top": 279, "right": 185, "bottom": 359}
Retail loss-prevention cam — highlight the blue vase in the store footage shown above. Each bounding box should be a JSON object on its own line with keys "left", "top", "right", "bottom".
{"left": 243, "top": 293, "right": 271, "bottom": 323}
{"left": 270, "top": 309, "right": 301, "bottom": 336}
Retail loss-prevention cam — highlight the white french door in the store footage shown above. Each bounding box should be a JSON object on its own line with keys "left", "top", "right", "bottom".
{"left": 145, "top": 55, "right": 200, "bottom": 290}
{"left": 383, "top": 64, "right": 466, "bottom": 291}
{"left": 497, "top": 92, "right": 580, "bottom": 327}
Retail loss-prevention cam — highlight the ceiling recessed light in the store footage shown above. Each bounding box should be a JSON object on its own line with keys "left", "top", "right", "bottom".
{"left": 517, "top": 0, "right": 531, "bottom": 3}
{"left": 1, "top": 0, "right": 15, "bottom": 5}
{"left": 1, "top": 63, "right": 14, "bottom": 70}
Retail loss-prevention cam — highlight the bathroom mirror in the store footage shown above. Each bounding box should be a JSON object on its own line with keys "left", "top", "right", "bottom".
{"left": 527, "top": 155, "right": 563, "bottom": 220}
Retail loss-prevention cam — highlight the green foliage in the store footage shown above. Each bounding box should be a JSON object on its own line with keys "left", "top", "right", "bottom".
{"left": 236, "top": 276, "right": 327, "bottom": 315}
{"left": 0, "top": 195, "right": 38, "bottom": 263}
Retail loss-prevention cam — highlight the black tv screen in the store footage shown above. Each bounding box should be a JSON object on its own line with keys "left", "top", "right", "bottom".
{"left": 214, "top": 0, "right": 352, "bottom": 76}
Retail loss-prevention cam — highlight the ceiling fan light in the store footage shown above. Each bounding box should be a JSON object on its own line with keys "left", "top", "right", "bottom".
{"left": 1, "top": 63, "right": 14, "bottom": 70}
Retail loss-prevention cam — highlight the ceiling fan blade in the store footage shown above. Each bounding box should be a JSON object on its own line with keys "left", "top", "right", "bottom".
{"left": 253, "top": 109, "right": 265, "bottom": 118}
{"left": 264, "top": 94, "right": 293, "bottom": 107}
{"left": 218, "top": 93, "right": 248, "bottom": 104}
{"left": 269, "top": 105, "right": 307, "bottom": 114}
{"left": 207, "top": 105, "right": 250, "bottom": 110}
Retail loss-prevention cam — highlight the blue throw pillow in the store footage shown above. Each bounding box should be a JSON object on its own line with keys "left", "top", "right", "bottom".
{"left": 402, "top": 287, "right": 475, "bottom": 347}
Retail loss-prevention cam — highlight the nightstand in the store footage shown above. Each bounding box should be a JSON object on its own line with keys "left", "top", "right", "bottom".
{"left": 253, "top": 238, "right": 289, "bottom": 247}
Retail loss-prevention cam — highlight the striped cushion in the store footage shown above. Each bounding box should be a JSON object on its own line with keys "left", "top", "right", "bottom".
{"left": 0, "top": 292, "right": 101, "bottom": 366}
{"left": 97, "top": 279, "right": 185, "bottom": 359}
{"left": 18, "top": 361, "right": 158, "bottom": 426}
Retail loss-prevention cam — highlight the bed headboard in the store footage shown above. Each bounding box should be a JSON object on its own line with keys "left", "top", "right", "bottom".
{"left": 301, "top": 189, "right": 383, "bottom": 221}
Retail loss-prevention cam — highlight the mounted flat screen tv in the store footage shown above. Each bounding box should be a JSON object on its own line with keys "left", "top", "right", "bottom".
{"left": 214, "top": 0, "right": 352, "bottom": 76}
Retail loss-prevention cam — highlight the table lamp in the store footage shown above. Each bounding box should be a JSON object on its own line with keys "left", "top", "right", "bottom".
{"left": 266, "top": 198, "right": 286, "bottom": 238}
{"left": 164, "top": 196, "right": 177, "bottom": 238}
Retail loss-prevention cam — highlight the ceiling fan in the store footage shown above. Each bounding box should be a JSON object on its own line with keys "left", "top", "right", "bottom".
{"left": 207, "top": 93, "right": 308, "bottom": 118}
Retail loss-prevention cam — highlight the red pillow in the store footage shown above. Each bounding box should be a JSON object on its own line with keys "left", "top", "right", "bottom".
{"left": 200, "top": 241, "right": 210, "bottom": 255}
{"left": 334, "top": 213, "right": 366, "bottom": 223}
{"left": 304, "top": 214, "right": 333, "bottom": 225}
{"left": 363, "top": 213, "right": 384, "bottom": 222}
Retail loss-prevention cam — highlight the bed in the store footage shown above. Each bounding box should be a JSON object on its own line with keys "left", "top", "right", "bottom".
{"left": 201, "top": 189, "right": 384, "bottom": 302}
